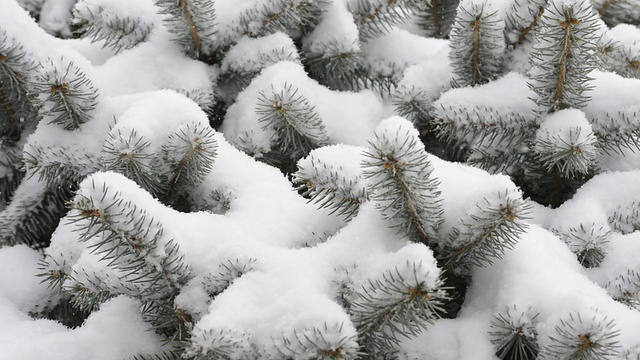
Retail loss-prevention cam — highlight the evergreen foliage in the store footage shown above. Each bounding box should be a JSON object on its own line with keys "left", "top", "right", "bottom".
{"left": 101, "top": 128, "right": 163, "bottom": 197}
{"left": 33, "top": 60, "right": 98, "bottom": 130}
{"left": 362, "top": 118, "right": 443, "bottom": 245}
{"left": 0, "top": 31, "right": 38, "bottom": 208}
{"left": 218, "top": 33, "right": 301, "bottom": 94}
{"left": 301, "top": 0, "right": 411, "bottom": 94}
{"left": 505, "top": 0, "right": 548, "bottom": 48}
{"left": 414, "top": 0, "right": 459, "bottom": 38}
{"left": 432, "top": 0, "right": 640, "bottom": 207}
{"left": 275, "top": 323, "right": 359, "bottom": 360}
{"left": 238, "top": 0, "right": 326, "bottom": 38}
{"left": 608, "top": 202, "right": 640, "bottom": 234}
{"left": 39, "top": 176, "right": 193, "bottom": 353}
{"left": 2, "top": 0, "right": 640, "bottom": 358}
{"left": 349, "top": 259, "right": 448, "bottom": 356}
{"left": 528, "top": 0, "right": 600, "bottom": 112}
{"left": 203, "top": 258, "right": 256, "bottom": 297}
{"left": 449, "top": 1, "right": 505, "bottom": 87}
{"left": 295, "top": 149, "right": 368, "bottom": 221}
{"left": 71, "top": 1, "right": 155, "bottom": 53}
{"left": 542, "top": 313, "right": 621, "bottom": 360}
{"left": 348, "top": 0, "right": 418, "bottom": 41}
{"left": 552, "top": 223, "right": 610, "bottom": 268}
{"left": 533, "top": 114, "right": 598, "bottom": 180}
{"left": 604, "top": 269, "right": 640, "bottom": 310}
{"left": 440, "top": 191, "right": 529, "bottom": 275}
{"left": 0, "top": 176, "right": 71, "bottom": 249}
{"left": 593, "top": 36, "right": 640, "bottom": 80}
{"left": 155, "top": 0, "right": 217, "bottom": 61}
{"left": 256, "top": 84, "right": 329, "bottom": 167}
{"left": 593, "top": 0, "right": 640, "bottom": 27}
{"left": 489, "top": 305, "right": 540, "bottom": 360}
{"left": 159, "top": 122, "right": 217, "bottom": 206}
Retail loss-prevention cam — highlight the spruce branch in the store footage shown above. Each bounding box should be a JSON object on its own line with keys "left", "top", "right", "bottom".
{"left": 350, "top": 261, "right": 448, "bottom": 356}
{"left": 595, "top": 0, "right": 640, "bottom": 27}
{"left": 552, "top": 223, "right": 609, "bottom": 268}
{"left": 24, "top": 143, "right": 99, "bottom": 186}
{"left": 220, "top": 40, "right": 300, "bottom": 92}
{"left": 185, "top": 328, "right": 252, "bottom": 360}
{"left": 160, "top": 122, "right": 217, "bottom": 201}
{"left": 204, "top": 258, "right": 256, "bottom": 297}
{"left": 442, "top": 191, "right": 530, "bottom": 274}
{"left": 189, "top": 189, "right": 234, "bottom": 215}
{"left": 414, "top": 0, "right": 459, "bottom": 38}
{"left": 0, "top": 143, "right": 25, "bottom": 207}
{"left": 0, "top": 176, "right": 73, "bottom": 249}
{"left": 334, "top": 265, "right": 357, "bottom": 313}
{"left": 393, "top": 87, "right": 433, "bottom": 127}
{"left": 490, "top": 305, "right": 540, "bottom": 360}
{"left": 277, "top": 322, "right": 359, "bottom": 360}
{"left": 155, "top": 0, "right": 217, "bottom": 60}
{"left": 176, "top": 88, "right": 217, "bottom": 118}
{"left": 37, "top": 256, "right": 71, "bottom": 291}
{"left": 144, "top": 301, "right": 194, "bottom": 343}
{"left": 542, "top": 312, "right": 621, "bottom": 360}
{"left": 69, "top": 184, "right": 191, "bottom": 298}
{"left": 295, "top": 153, "right": 368, "bottom": 221}
{"left": 608, "top": 201, "right": 640, "bottom": 234}
{"left": 449, "top": 1, "right": 505, "bottom": 87}
{"left": 362, "top": 118, "right": 443, "bottom": 244}
{"left": 33, "top": 60, "right": 98, "bottom": 130}
{"left": 618, "top": 48, "right": 640, "bottom": 79}
{"left": 0, "top": 29, "right": 39, "bottom": 207}
{"left": 302, "top": 38, "right": 395, "bottom": 94}
{"left": 238, "top": 0, "right": 326, "bottom": 38}
{"left": 348, "top": 0, "right": 418, "bottom": 41}
{"left": 71, "top": 4, "right": 154, "bottom": 53}
{"left": 257, "top": 84, "right": 329, "bottom": 162}
{"left": 0, "top": 30, "right": 38, "bottom": 141}
{"left": 65, "top": 275, "right": 114, "bottom": 313}
{"left": 101, "top": 128, "right": 162, "bottom": 197}
{"left": 604, "top": 269, "right": 640, "bottom": 310}
{"left": 591, "top": 110, "right": 640, "bottom": 154}
{"left": 593, "top": 37, "right": 640, "bottom": 79}
{"left": 534, "top": 123, "right": 598, "bottom": 179}
{"left": 528, "top": 0, "right": 600, "bottom": 112}
{"left": 506, "top": 0, "right": 548, "bottom": 48}
{"left": 64, "top": 178, "right": 196, "bottom": 345}
{"left": 434, "top": 104, "right": 537, "bottom": 174}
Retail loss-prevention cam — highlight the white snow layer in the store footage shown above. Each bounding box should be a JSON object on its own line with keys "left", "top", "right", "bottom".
{"left": 2, "top": 0, "right": 640, "bottom": 359}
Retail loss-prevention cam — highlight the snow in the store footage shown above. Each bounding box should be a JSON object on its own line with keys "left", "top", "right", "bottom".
{"left": 0, "top": 245, "right": 50, "bottom": 313}
{"left": 430, "top": 224, "right": 640, "bottom": 356}
{"left": 460, "top": 0, "right": 514, "bottom": 19}
{"left": 0, "top": 296, "right": 163, "bottom": 360}
{"left": 440, "top": 71, "right": 537, "bottom": 114}
{"left": 609, "top": 24, "right": 640, "bottom": 47}
{"left": 221, "top": 61, "right": 385, "bottom": 154}
{"left": 585, "top": 70, "right": 640, "bottom": 126}
{"left": 38, "top": 0, "right": 76, "bottom": 38}
{"left": 221, "top": 32, "right": 300, "bottom": 77}
{"left": 70, "top": 0, "right": 161, "bottom": 59}
{"left": 534, "top": 109, "right": 598, "bottom": 169}
{"left": 360, "top": 28, "right": 449, "bottom": 79}
{"left": 3, "top": 0, "right": 640, "bottom": 358}
{"left": 30, "top": 125, "right": 542, "bottom": 358}
{"left": 303, "top": 0, "right": 359, "bottom": 56}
